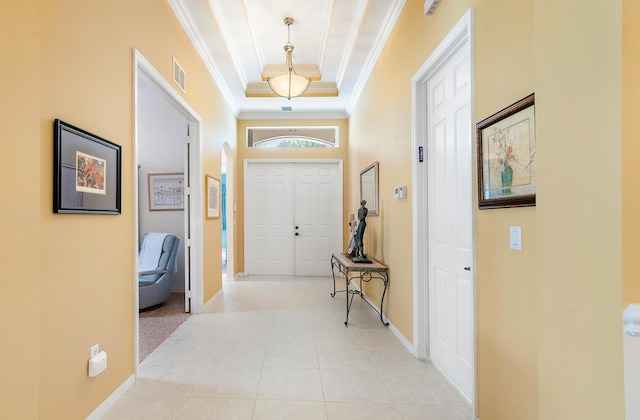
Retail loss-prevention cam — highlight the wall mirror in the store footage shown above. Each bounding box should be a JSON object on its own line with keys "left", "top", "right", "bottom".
{"left": 360, "top": 161, "right": 379, "bottom": 216}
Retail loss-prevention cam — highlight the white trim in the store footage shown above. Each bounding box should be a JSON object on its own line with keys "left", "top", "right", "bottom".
{"left": 201, "top": 287, "right": 224, "bottom": 312}
{"left": 624, "top": 315, "right": 640, "bottom": 419}
{"left": 410, "top": 6, "right": 475, "bottom": 406}
{"left": 346, "top": 0, "right": 407, "bottom": 115}
{"left": 222, "top": 142, "right": 235, "bottom": 282}
{"left": 207, "top": 0, "right": 248, "bottom": 89}
{"left": 238, "top": 111, "right": 349, "bottom": 121}
{"left": 133, "top": 49, "right": 206, "bottom": 371}
{"left": 167, "top": 0, "right": 239, "bottom": 116}
{"left": 86, "top": 374, "right": 135, "bottom": 419}
{"left": 389, "top": 321, "right": 418, "bottom": 357}
{"left": 624, "top": 304, "right": 640, "bottom": 336}
{"left": 335, "top": 0, "right": 369, "bottom": 90}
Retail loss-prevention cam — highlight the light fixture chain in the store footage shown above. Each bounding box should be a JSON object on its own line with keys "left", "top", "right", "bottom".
{"left": 266, "top": 16, "right": 311, "bottom": 100}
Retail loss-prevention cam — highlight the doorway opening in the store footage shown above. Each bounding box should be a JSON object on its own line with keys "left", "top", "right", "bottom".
{"left": 134, "top": 49, "right": 205, "bottom": 366}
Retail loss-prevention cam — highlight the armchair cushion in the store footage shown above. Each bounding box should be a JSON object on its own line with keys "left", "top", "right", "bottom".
{"left": 138, "top": 233, "right": 179, "bottom": 310}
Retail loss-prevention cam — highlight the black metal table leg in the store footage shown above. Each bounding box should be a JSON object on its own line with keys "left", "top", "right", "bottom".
{"left": 329, "top": 253, "right": 389, "bottom": 328}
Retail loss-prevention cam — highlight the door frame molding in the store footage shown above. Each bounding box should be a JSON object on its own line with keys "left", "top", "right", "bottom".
{"left": 410, "top": 7, "right": 475, "bottom": 401}
{"left": 133, "top": 49, "right": 205, "bottom": 366}
{"left": 222, "top": 142, "right": 235, "bottom": 280}
{"left": 243, "top": 158, "right": 344, "bottom": 276}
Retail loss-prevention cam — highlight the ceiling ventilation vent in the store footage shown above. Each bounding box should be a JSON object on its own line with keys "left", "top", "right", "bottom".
{"left": 281, "top": 106, "right": 292, "bottom": 112}
{"left": 173, "top": 57, "right": 186, "bottom": 93}
{"left": 424, "top": 0, "right": 442, "bottom": 15}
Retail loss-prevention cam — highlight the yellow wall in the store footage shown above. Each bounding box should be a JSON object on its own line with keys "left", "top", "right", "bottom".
{"left": 473, "top": 0, "right": 539, "bottom": 418}
{"left": 1, "top": 0, "right": 629, "bottom": 418}
{"left": 235, "top": 119, "right": 349, "bottom": 274}
{"left": 0, "top": 0, "right": 40, "bottom": 417}
{"left": 623, "top": 0, "right": 640, "bottom": 305}
{"left": 350, "top": 0, "right": 624, "bottom": 418}
{"left": 535, "top": 0, "right": 624, "bottom": 418}
{"left": 1, "top": 0, "right": 235, "bottom": 417}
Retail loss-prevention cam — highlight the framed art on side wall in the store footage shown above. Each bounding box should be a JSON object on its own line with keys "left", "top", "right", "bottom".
{"left": 477, "top": 93, "right": 536, "bottom": 209}
{"left": 148, "top": 173, "right": 184, "bottom": 211}
{"left": 206, "top": 175, "right": 220, "bottom": 219}
{"left": 53, "top": 119, "right": 122, "bottom": 214}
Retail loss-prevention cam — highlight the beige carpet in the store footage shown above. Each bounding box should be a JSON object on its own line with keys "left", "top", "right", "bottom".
{"left": 139, "top": 293, "right": 190, "bottom": 362}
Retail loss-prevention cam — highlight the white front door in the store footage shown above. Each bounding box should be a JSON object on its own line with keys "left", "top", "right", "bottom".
{"left": 245, "top": 162, "right": 295, "bottom": 276}
{"left": 245, "top": 161, "right": 342, "bottom": 276}
{"left": 426, "top": 37, "right": 474, "bottom": 397}
{"left": 294, "top": 163, "right": 342, "bottom": 276}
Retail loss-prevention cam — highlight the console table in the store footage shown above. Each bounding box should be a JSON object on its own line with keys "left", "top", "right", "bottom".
{"left": 330, "top": 252, "right": 389, "bottom": 326}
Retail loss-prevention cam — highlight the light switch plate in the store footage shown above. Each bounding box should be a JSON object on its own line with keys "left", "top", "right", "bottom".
{"left": 510, "top": 226, "right": 522, "bottom": 251}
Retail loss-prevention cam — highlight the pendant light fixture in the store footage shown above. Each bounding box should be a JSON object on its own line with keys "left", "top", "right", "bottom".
{"left": 267, "top": 17, "right": 311, "bottom": 100}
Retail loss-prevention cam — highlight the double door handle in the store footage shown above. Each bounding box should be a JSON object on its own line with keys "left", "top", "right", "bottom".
{"left": 295, "top": 226, "right": 299, "bottom": 236}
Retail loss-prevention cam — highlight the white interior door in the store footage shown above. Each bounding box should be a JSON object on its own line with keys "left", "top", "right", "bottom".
{"left": 245, "top": 162, "right": 295, "bottom": 275}
{"left": 294, "top": 163, "right": 342, "bottom": 276}
{"left": 427, "top": 41, "right": 474, "bottom": 399}
{"left": 245, "top": 161, "right": 342, "bottom": 276}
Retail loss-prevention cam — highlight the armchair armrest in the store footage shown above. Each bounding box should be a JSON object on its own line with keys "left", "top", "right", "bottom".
{"left": 138, "top": 269, "right": 168, "bottom": 276}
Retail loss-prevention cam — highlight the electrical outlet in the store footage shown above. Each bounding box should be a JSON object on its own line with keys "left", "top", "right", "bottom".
{"left": 90, "top": 344, "right": 99, "bottom": 359}
{"left": 88, "top": 350, "right": 108, "bottom": 377}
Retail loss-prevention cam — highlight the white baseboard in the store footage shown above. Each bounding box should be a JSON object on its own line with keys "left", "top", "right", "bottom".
{"left": 361, "top": 289, "right": 473, "bottom": 409}
{"left": 86, "top": 374, "right": 135, "bottom": 419}
{"left": 359, "top": 292, "right": 417, "bottom": 357}
{"left": 624, "top": 305, "right": 640, "bottom": 420}
{"left": 200, "top": 287, "right": 224, "bottom": 312}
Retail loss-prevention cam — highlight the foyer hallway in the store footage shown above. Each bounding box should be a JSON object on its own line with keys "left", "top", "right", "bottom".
{"left": 101, "top": 276, "right": 470, "bottom": 419}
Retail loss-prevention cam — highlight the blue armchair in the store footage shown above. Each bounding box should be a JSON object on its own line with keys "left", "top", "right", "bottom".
{"left": 138, "top": 232, "right": 180, "bottom": 310}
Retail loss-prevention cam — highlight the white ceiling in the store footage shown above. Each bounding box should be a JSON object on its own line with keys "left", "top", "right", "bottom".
{"left": 168, "top": 0, "right": 407, "bottom": 119}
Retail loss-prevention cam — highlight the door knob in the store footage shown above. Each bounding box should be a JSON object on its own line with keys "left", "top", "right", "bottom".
{"left": 464, "top": 267, "right": 471, "bottom": 271}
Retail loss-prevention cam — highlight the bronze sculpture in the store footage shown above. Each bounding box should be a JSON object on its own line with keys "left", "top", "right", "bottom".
{"left": 349, "top": 200, "right": 372, "bottom": 263}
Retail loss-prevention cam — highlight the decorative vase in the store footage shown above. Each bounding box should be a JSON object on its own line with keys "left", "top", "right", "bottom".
{"left": 501, "top": 165, "right": 513, "bottom": 194}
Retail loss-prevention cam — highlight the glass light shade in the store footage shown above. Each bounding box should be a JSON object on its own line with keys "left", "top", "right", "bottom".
{"left": 268, "top": 73, "right": 311, "bottom": 99}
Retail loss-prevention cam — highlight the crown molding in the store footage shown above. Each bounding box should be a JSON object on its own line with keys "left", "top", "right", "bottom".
{"left": 168, "top": 0, "right": 239, "bottom": 116}
{"left": 346, "top": 0, "right": 406, "bottom": 115}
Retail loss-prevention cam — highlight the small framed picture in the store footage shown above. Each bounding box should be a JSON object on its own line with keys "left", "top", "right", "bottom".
{"left": 148, "top": 173, "right": 184, "bottom": 211}
{"left": 477, "top": 93, "right": 536, "bottom": 209}
{"left": 53, "top": 119, "right": 121, "bottom": 214}
{"left": 206, "top": 174, "right": 220, "bottom": 219}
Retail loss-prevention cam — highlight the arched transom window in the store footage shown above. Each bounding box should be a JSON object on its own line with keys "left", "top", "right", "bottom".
{"left": 247, "top": 127, "right": 339, "bottom": 148}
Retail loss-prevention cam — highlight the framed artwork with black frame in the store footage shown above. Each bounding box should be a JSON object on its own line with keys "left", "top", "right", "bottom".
{"left": 53, "top": 119, "right": 122, "bottom": 214}
{"left": 476, "top": 93, "right": 536, "bottom": 209}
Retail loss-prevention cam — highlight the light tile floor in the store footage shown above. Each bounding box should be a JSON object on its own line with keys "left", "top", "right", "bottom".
{"left": 102, "top": 276, "right": 471, "bottom": 419}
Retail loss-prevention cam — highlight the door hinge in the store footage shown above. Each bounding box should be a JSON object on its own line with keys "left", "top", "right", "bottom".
{"left": 185, "top": 290, "right": 191, "bottom": 298}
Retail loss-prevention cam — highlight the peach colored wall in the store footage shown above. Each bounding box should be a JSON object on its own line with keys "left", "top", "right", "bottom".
{"left": 473, "top": 0, "right": 539, "bottom": 418}
{"left": 623, "top": 0, "right": 640, "bottom": 305}
{"left": 1, "top": 0, "right": 235, "bottom": 417}
{"left": 534, "top": 0, "right": 624, "bottom": 418}
{"left": 350, "top": 0, "right": 624, "bottom": 418}
{"left": 0, "top": 0, "right": 41, "bottom": 417}
{"left": 235, "top": 119, "right": 349, "bottom": 274}
{"left": 1, "top": 0, "right": 628, "bottom": 417}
